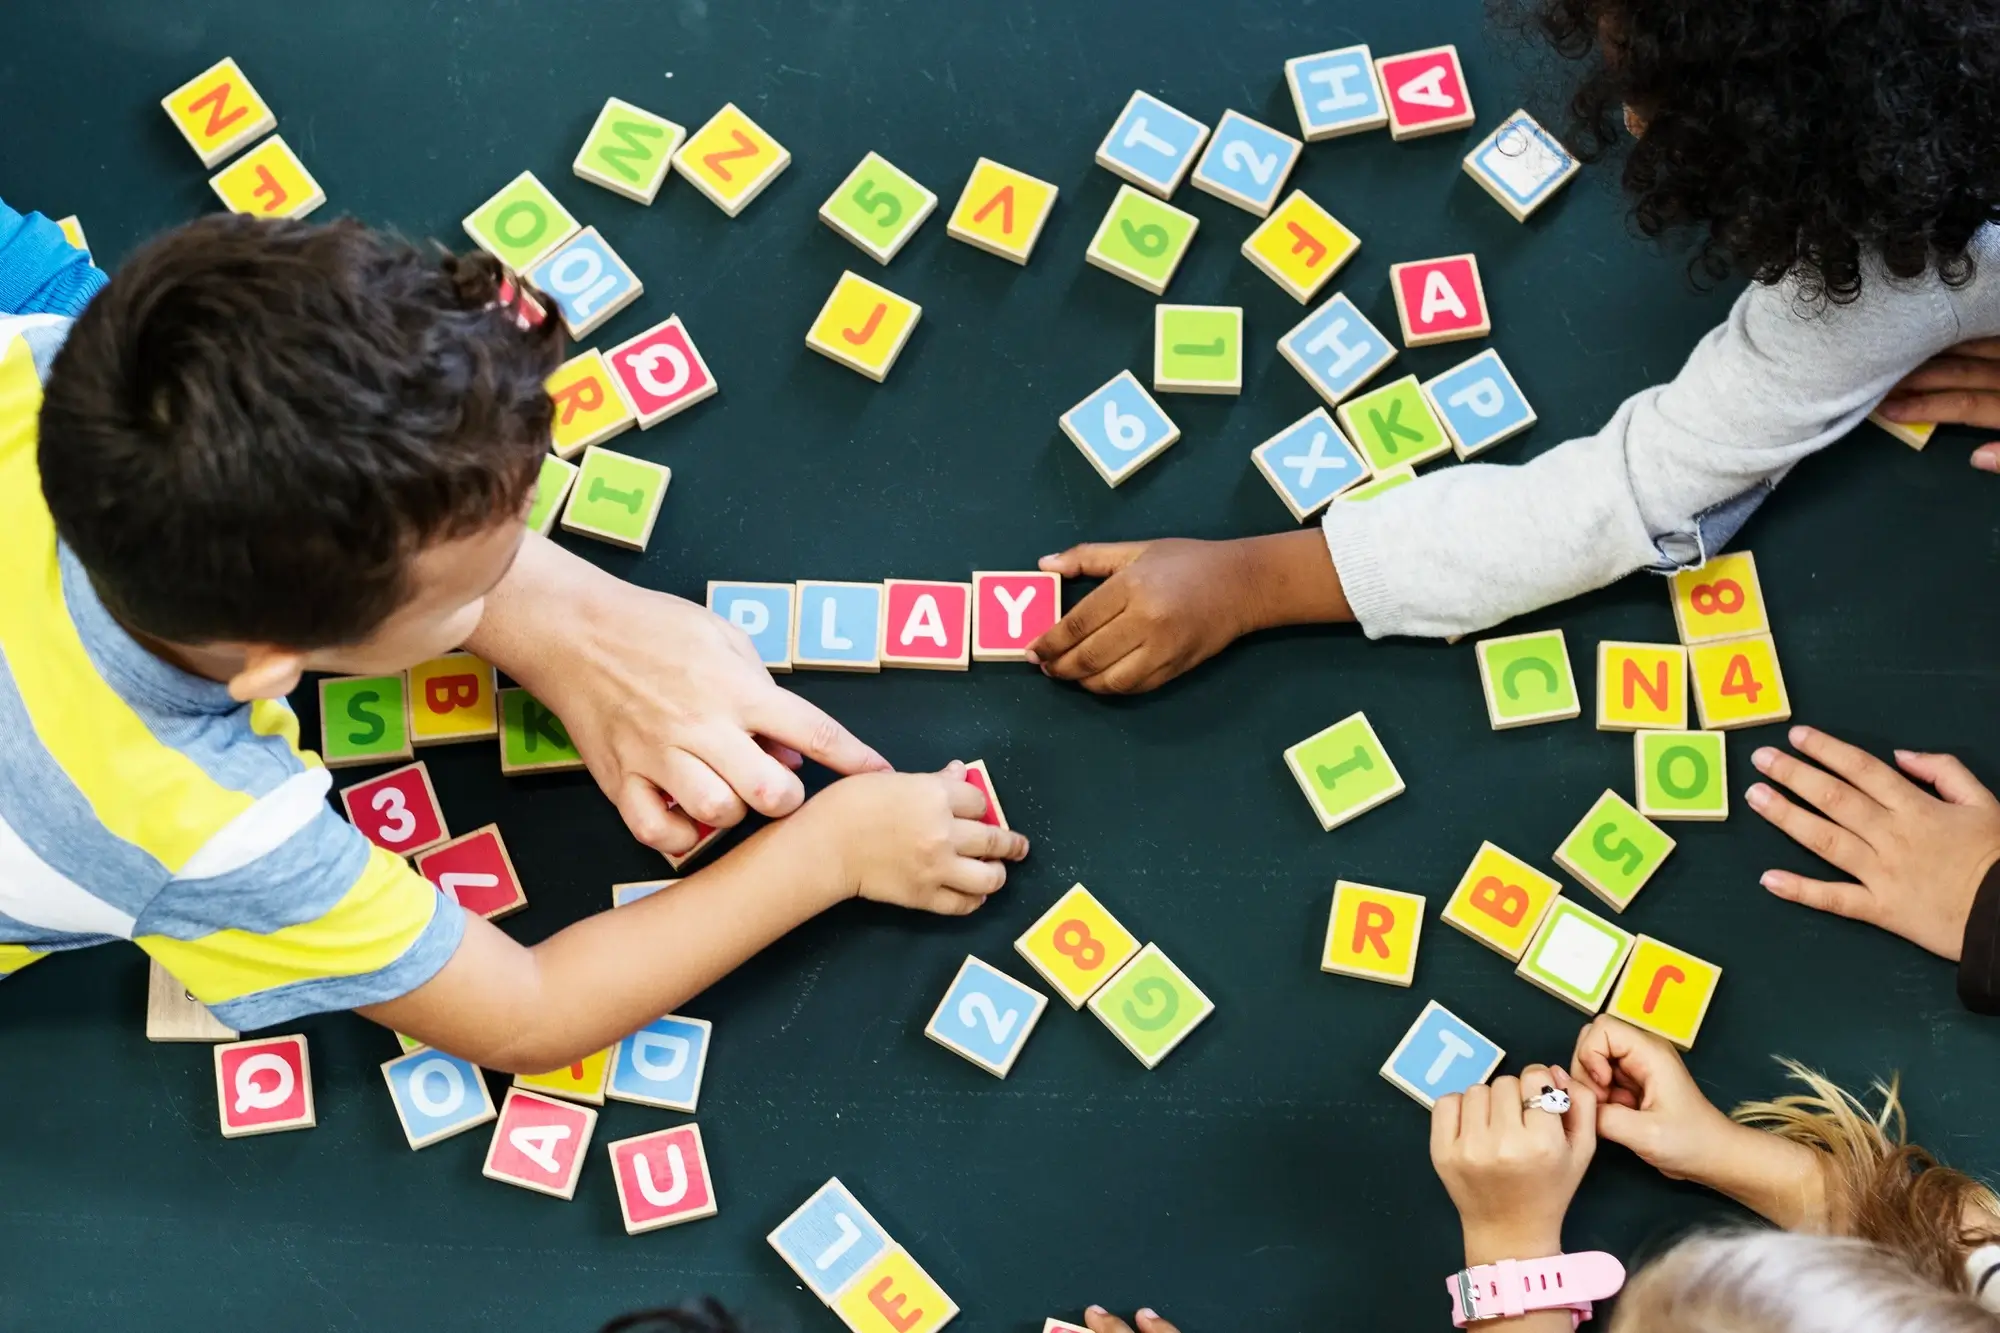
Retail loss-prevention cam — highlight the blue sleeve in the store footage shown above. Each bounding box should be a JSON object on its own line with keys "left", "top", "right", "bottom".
{"left": 0, "top": 199, "right": 106, "bottom": 318}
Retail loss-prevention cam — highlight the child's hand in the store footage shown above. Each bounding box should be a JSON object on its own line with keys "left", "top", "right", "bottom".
{"left": 1028, "top": 539, "right": 1262, "bottom": 694}
{"left": 1878, "top": 337, "right": 2000, "bottom": 472}
{"left": 1568, "top": 1016, "right": 1734, "bottom": 1181}
{"left": 1081, "top": 1308, "right": 1180, "bottom": 1333}
{"left": 1431, "top": 1065, "right": 1598, "bottom": 1264}
{"left": 1746, "top": 726, "right": 2000, "bottom": 960}
{"left": 803, "top": 764, "right": 1028, "bottom": 915}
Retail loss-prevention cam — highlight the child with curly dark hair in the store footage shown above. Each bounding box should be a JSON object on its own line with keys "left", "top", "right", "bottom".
{"left": 1025, "top": 0, "right": 2000, "bottom": 1011}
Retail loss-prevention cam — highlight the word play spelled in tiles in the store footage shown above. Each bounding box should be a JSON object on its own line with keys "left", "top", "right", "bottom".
{"left": 1242, "top": 190, "right": 1360, "bottom": 304}
{"left": 1606, "top": 935, "right": 1722, "bottom": 1049}
{"left": 381, "top": 1047, "right": 496, "bottom": 1150}
{"left": 880, "top": 580, "right": 972, "bottom": 669}
{"left": 339, "top": 761, "right": 449, "bottom": 857}
{"left": 608, "top": 1124, "right": 718, "bottom": 1234}
{"left": 609, "top": 1014, "right": 712, "bottom": 1111}
{"left": 463, "top": 171, "right": 580, "bottom": 272}
{"left": 1016, "top": 883, "right": 1141, "bottom": 1008}
{"left": 607, "top": 315, "right": 718, "bottom": 428}
{"left": 821, "top": 152, "right": 938, "bottom": 263}
{"left": 1381, "top": 1001, "right": 1503, "bottom": 1109}
{"left": 835, "top": 1248, "right": 959, "bottom": 1333}
{"left": 1322, "top": 881, "right": 1425, "bottom": 986}
{"left": 527, "top": 227, "right": 643, "bottom": 339}
{"left": 515, "top": 1047, "right": 612, "bottom": 1106}
{"left": 1252, "top": 408, "right": 1370, "bottom": 520}
{"left": 562, "top": 447, "right": 670, "bottom": 550}
{"left": 1287, "top": 45, "right": 1388, "bottom": 139}
{"left": 769, "top": 1177, "right": 893, "bottom": 1305}
{"left": 1670, "top": 550, "right": 1769, "bottom": 644}
{"left": 529, "top": 456, "right": 579, "bottom": 536}
{"left": 573, "top": 97, "right": 685, "bottom": 204}
{"left": 1464, "top": 109, "right": 1579, "bottom": 221}
{"left": 1635, "top": 730, "right": 1729, "bottom": 821}
{"left": 1516, "top": 898, "right": 1636, "bottom": 1015}
{"left": 546, "top": 350, "right": 636, "bottom": 459}
{"left": 1596, "top": 641, "right": 1689, "bottom": 731}
{"left": 806, "top": 271, "right": 922, "bottom": 381}
{"left": 1390, "top": 254, "right": 1490, "bottom": 346}
{"left": 672, "top": 103, "right": 790, "bottom": 216}
{"left": 1060, "top": 369, "right": 1180, "bottom": 487}
{"left": 1339, "top": 464, "right": 1416, "bottom": 503}
{"left": 483, "top": 1088, "right": 597, "bottom": 1199}
{"left": 215, "top": 1034, "right": 315, "bottom": 1137}
{"left": 925, "top": 955, "right": 1049, "bottom": 1078}
{"left": 415, "top": 824, "right": 527, "bottom": 921}
{"left": 971, "top": 571, "right": 1060, "bottom": 662}
{"left": 708, "top": 581, "right": 796, "bottom": 671}
{"left": 1154, "top": 304, "right": 1243, "bottom": 394}
{"left": 1337, "top": 374, "right": 1451, "bottom": 472}
{"left": 1095, "top": 91, "right": 1210, "bottom": 198}
{"left": 498, "top": 687, "right": 586, "bottom": 775}
{"left": 407, "top": 651, "right": 497, "bottom": 745}
{"left": 318, "top": 673, "right": 412, "bottom": 768}
{"left": 1690, "top": 633, "right": 1792, "bottom": 730}
{"left": 1475, "top": 629, "right": 1580, "bottom": 729}
{"left": 1088, "top": 943, "right": 1215, "bottom": 1069}
{"left": 146, "top": 959, "right": 236, "bottom": 1042}
{"left": 1376, "top": 45, "right": 1476, "bottom": 140}
{"left": 1554, "top": 790, "right": 1675, "bottom": 913}
{"left": 793, "top": 581, "right": 885, "bottom": 671}
{"left": 1084, "top": 185, "right": 1200, "bottom": 296}
{"left": 1283, "top": 711, "right": 1405, "bottom": 830}
{"left": 1441, "top": 841, "right": 1562, "bottom": 962}
{"left": 1190, "top": 110, "right": 1302, "bottom": 216}
{"left": 947, "top": 157, "right": 1059, "bottom": 264}
{"left": 1422, "top": 348, "right": 1536, "bottom": 459}
{"left": 961, "top": 760, "right": 1009, "bottom": 830}
{"left": 1280, "top": 292, "right": 1398, "bottom": 406}
{"left": 210, "top": 136, "right": 324, "bottom": 220}
{"left": 162, "top": 57, "right": 276, "bottom": 166}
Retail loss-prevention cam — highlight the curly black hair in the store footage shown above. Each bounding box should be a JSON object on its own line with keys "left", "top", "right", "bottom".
{"left": 1515, "top": 0, "right": 2000, "bottom": 303}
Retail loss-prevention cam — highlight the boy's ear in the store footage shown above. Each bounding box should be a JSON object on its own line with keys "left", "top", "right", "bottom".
{"left": 228, "top": 645, "right": 309, "bottom": 702}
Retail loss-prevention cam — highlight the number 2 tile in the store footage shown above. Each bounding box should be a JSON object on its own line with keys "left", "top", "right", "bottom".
{"left": 1015, "top": 883, "right": 1141, "bottom": 1008}
{"left": 1095, "top": 91, "right": 1210, "bottom": 198}
{"left": 1059, "top": 370, "right": 1180, "bottom": 487}
{"left": 821, "top": 152, "right": 938, "bottom": 264}
{"left": 1190, "top": 110, "right": 1302, "bottom": 216}
{"left": 672, "top": 103, "right": 790, "bottom": 216}
{"left": 925, "top": 955, "right": 1049, "bottom": 1078}
{"left": 1085, "top": 185, "right": 1200, "bottom": 296}
{"left": 1088, "top": 943, "right": 1215, "bottom": 1069}
{"left": 806, "top": 271, "right": 923, "bottom": 382}
{"left": 1283, "top": 711, "right": 1405, "bottom": 830}
{"left": 339, "top": 761, "right": 449, "bottom": 857}
{"left": 1689, "top": 634, "right": 1791, "bottom": 731}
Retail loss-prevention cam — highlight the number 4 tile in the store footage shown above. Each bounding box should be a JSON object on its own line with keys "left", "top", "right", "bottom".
{"left": 1282, "top": 711, "right": 1405, "bottom": 830}
{"left": 1059, "top": 370, "right": 1180, "bottom": 487}
{"left": 1095, "top": 91, "right": 1210, "bottom": 198}
{"left": 1689, "top": 633, "right": 1792, "bottom": 730}
{"left": 1516, "top": 898, "right": 1635, "bottom": 1015}
{"left": 925, "top": 955, "right": 1049, "bottom": 1078}
{"left": 1251, "top": 408, "right": 1370, "bottom": 521}
{"left": 1015, "top": 884, "right": 1141, "bottom": 1008}
{"left": 1191, "top": 110, "right": 1302, "bottom": 217}
{"left": 1088, "top": 943, "right": 1215, "bottom": 1069}
{"left": 1085, "top": 185, "right": 1200, "bottom": 296}
{"left": 821, "top": 152, "right": 939, "bottom": 264}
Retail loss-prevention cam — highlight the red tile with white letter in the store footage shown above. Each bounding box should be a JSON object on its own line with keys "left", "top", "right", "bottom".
{"left": 214, "top": 1034, "right": 316, "bottom": 1137}
{"left": 415, "top": 824, "right": 527, "bottom": 921}
{"left": 961, "top": 759, "right": 1010, "bottom": 830}
{"left": 1390, "top": 254, "right": 1490, "bottom": 346}
{"left": 483, "top": 1088, "right": 597, "bottom": 1200}
{"left": 972, "top": 571, "right": 1061, "bottom": 662}
{"left": 338, "top": 761, "right": 449, "bottom": 857}
{"left": 608, "top": 1123, "right": 719, "bottom": 1233}
{"left": 1376, "top": 45, "right": 1475, "bottom": 140}
{"left": 880, "top": 580, "right": 972, "bottom": 670}
{"left": 606, "top": 315, "right": 718, "bottom": 427}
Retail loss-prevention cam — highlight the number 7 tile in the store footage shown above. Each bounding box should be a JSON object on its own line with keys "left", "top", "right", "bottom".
{"left": 768, "top": 1177, "right": 893, "bottom": 1304}
{"left": 946, "top": 157, "right": 1059, "bottom": 264}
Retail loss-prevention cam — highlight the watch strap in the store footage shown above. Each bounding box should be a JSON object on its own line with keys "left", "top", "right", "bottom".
{"left": 1448, "top": 1251, "right": 1626, "bottom": 1326}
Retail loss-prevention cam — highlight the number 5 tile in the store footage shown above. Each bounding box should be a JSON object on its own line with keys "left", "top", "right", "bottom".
{"left": 821, "top": 152, "right": 938, "bottom": 263}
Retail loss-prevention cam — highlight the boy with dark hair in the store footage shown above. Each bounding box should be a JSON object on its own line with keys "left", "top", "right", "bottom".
{"left": 0, "top": 208, "right": 1026, "bottom": 1069}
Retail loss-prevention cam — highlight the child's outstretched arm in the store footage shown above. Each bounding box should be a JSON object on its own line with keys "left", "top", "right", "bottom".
{"left": 360, "top": 767, "right": 1025, "bottom": 1072}
{"left": 1877, "top": 336, "right": 2000, "bottom": 473}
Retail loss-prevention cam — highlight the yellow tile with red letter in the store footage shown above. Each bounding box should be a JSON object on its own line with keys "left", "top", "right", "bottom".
{"left": 1690, "top": 633, "right": 1792, "bottom": 730}
{"left": 1241, "top": 190, "right": 1360, "bottom": 303}
{"left": 806, "top": 271, "right": 922, "bottom": 382}
{"left": 514, "top": 1047, "right": 612, "bottom": 1106}
{"left": 1606, "top": 935, "right": 1722, "bottom": 1049}
{"left": 209, "top": 136, "right": 324, "bottom": 220}
{"left": 946, "top": 158, "right": 1059, "bottom": 264}
{"left": 834, "top": 1248, "right": 959, "bottom": 1333}
{"left": 1014, "top": 884, "right": 1140, "bottom": 1008}
{"left": 406, "top": 652, "right": 497, "bottom": 745}
{"left": 1321, "top": 881, "right": 1424, "bottom": 986}
{"left": 162, "top": 57, "right": 276, "bottom": 167}
{"left": 1596, "top": 641, "right": 1688, "bottom": 731}
{"left": 1670, "top": 551, "right": 1769, "bottom": 644}
{"left": 1440, "top": 842, "right": 1562, "bottom": 962}
{"left": 672, "top": 103, "right": 790, "bottom": 216}
{"left": 546, "top": 350, "right": 637, "bottom": 459}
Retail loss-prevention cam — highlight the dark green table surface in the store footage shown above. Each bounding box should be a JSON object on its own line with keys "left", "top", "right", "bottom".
{"left": 4, "top": 3, "right": 1997, "bottom": 1330}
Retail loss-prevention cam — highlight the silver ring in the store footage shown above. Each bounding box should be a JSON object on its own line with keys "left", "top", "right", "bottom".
{"left": 1525, "top": 1087, "right": 1570, "bottom": 1114}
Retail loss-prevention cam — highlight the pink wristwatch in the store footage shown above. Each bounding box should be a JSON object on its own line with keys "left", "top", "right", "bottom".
{"left": 1447, "top": 1252, "right": 1626, "bottom": 1327}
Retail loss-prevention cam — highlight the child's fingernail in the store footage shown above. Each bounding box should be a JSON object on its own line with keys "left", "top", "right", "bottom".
{"left": 1024, "top": 649, "right": 1041, "bottom": 664}
{"left": 1086, "top": 1308, "right": 1107, "bottom": 1319}
{"left": 1973, "top": 446, "right": 2000, "bottom": 473}
{"left": 1789, "top": 725, "right": 1812, "bottom": 746}
{"left": 1753, "top": 747, "right": 1776, "bottom": 771}
{"left": 1895, "top": 749, "right": 1918, "bottom": 762}
{"left": 1138, "top": 1312, "right": 1159, "bottom": 1325}
{"left": 1746, "top": 784, "right": 1771, "bottom": 810}
{"left": 1551, "top": 1065, "right": 1571, "bottom": 1088}
{"left": 1761, "top": 871, "right": 1781, "bottom": 888}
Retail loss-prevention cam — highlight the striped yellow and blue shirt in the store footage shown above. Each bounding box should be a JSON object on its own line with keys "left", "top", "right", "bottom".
{"left": 0, "top": 314, "right": 463, "bottom": 1028}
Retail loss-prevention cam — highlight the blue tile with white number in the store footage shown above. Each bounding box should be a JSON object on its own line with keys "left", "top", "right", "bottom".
{"left": 1425, "top": 349, "right": 1536, "bottom": 458}
{"left": 770, "top": 1178, "right": 890, "bottom": 1303}
{"left": 528, "top": 227, "right": 638, "bottom": 336}
{"left": 610, "top": 1014, "right": 710, "bottom": 1110}
{"left": 1254, "top": 410, "right": 1369, "bottom": 517}
{"left": 925, "top": 956, "right": 1046, "bottom": 1075}
{"left": 795, "top": 582, "right": 882, "bottom": 666}
{"left": 1098, "top": 92, "right": 1209, "bottom": 196}
{"left": 1061, "top": 371, "right": 1179, "bottom": 484}
{"left": 384, "top": 1048, "right": 492, "bottom": 1145}
{"left": 1386, "top": 1003, "right": 1502, "bottom": 1106}
{"left": 1288, "top": 46, "right": 1385, "bottom": 137}
{"left": 1280, "top": 293, "right": 1396, "bottom": 405}
{"left": 708, "top": 582, "right": 795, "bottom": 667}
{"left": 1192, "top": 111, "right": 1300, "bottom": 213}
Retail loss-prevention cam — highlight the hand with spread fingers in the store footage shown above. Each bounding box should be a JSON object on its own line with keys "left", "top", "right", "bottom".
{"left": 1876, "top": 337, "right": 2000, "bottom": 472}
{"left": 1745, "top": 725, "right": 2000, "bottom": 960}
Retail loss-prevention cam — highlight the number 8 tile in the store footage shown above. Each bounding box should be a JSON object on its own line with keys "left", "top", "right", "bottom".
{"left": 1015, "top": 884, "right": 1141, "bottom": 1008}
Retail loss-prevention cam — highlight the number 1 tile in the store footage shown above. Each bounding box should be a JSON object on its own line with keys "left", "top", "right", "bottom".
{"left": 1282, "top": 711, "right": 1405, "bottom": 830}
